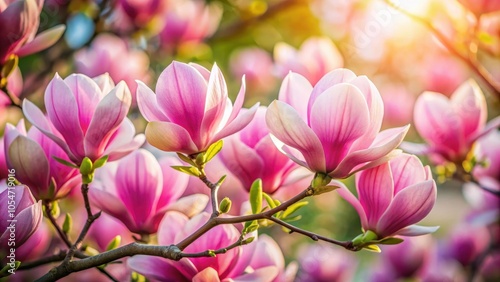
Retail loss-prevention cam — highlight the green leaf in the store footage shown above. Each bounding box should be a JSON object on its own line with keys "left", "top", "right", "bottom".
{"left": 281, "top": 201, "right": 308, "bottom": 219}
{"left": 243, "top": 221, "right": 259, "bottom": 234}
{"left": 80, "top": 157, "right": 94, "bottom": 175}
{"left": 1, "top": 55, "right": 18, "bottom": 80}
{"left": 0, "top": 261, "right": 20, "bottom": 277}
{"left": 216, "top": 175, "right": 227, "bottom": 186}
{"left": 62, "top": 213, "right": 72, "bottom": 234}
{"left": 176, "top": 153, "right": 197, "bottom": 166}
{"left": 53, "top": 156, "right": 78, "bottom": 168}
{"left": 363, "top": 244, "right": 381, "bottom": 253}
{"left": 283, "top": 215, "right": 302, "bottom": 222}
{"left": 204, "top": 140, "right": 223, "bottom": 163}
{"left": 93, "top": 155, "right": 109, "bottom": 169}
{"left": 244, "top": 220, "right": 258, "bottom": 231}
{"left": 249, "top": 179, "right": 263, "bottom": 214}
{"left": 262, "top": 193, "right": 276, "bottom": 209}
{"left": 106, "top": 235, "right": 122, "bottom": 251}
{"left": 242, "top": 236, "right": 255, "bottom": 245}
{"left": 377, "top": 237, "right": 404, "bottom": 245}
{"left": 51, "top": 201, "right": 60, "bottom": 218}
{"left": 171, "top": 166, "right": 201, "bottom": 177}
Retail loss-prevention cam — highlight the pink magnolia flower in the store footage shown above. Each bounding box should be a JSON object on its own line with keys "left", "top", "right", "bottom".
{"left": 128, "top": 211, "right": 281, "bottom": 281}
{"left": 379, "top": 84, "right": 415, "bottom": 127}
{"left": 0, "top": 67, "right": 22, "bottom": 109}
{"left": 219, "top": 106, "right": 306, "bottom": 194}
{"left": 137, "top": 61, "right": 258, "bottom": 155}
{"left": 274, "top": 37, "right": 343, "bottom": 85}
{"left": 4, "top": 120, "right": 80, "bottom": 200}
{"left": 473, "top": 130, "right": 500, "bottom": 191}
{"left": 419, "top": 55, "right": 469, "bottom": 97}
{"left": 229, "top": 48, "right": 276, "bottom": 95}
{"left": 403, "top": 79, "right": 500, "bottom": 164}
{"left": 23, "top": 73, "right": 145, "bottom": 164}
{"left": 75, "top": 33, "right": 150, "bottom": 100}
{"left": 0, "top": 0, "right": 65, "bottom": 64}
{"left": 266, "top": 70, "right": 409, "bottom": 178}
{"left": 337, "top": 153, "right": 438, "bottom": 238}
{"left": 158, "top": 0, "right": 222, "bottom": 51}
{"left": 0, "top": 185, "right": 42, "bottom": 255}
{"left": 458, "top": 0, "right": 500, "bottom": 16}
{"left": 15, "top": 220, "right": 50, "bottom": 262}
{"left": 443, "top": 224, "right": 490, "bottom": 267}
{"left": 117, "top": 0, "right": 168, "bottom": 27}
{"left": 297, "top": 242, "right": 357, "bottom": 282}
{"left": 88, "top": 149, "right": 203, "bottom": 234}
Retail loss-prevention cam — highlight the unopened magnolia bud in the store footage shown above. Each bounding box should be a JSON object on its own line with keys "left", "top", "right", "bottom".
{"left": 219, "top": 197, "right": 232, "bottom": 213}
{"left": 242, "top": 236, "right": 255, "bottom": 245}
{"left": 311, "top": 173, "right": 332, "bottom": 189}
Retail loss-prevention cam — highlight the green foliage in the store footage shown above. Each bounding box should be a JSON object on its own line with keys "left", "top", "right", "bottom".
{"left": 249, "top": 179, "right": 263, "bottom": 214}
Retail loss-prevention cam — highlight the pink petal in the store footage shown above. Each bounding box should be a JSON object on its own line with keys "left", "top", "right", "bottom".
{"left": 220, "top": 76, "right": 246, "bottom": 129}
{"left": 266, "top": 101, "right": 325, "bottom": 172}
{"left": 397, "top": 225, "right": 439, "bottom": 236}
{"left": 16, "top": 25, "right": 66, "bottom": 57}
{"left": 309, "top": 84, "right": 370, "bottom": 171}
{"left": 219, "top": 137, "right": 264, "bottom": 190}
{"left": 389, "top": 154, "right": 427, "bottom": 194}
{"left": 157, "top": 156, "right": 190, "bottom": 207}
{"left": 156, "top": 61, "right": 207, "bottom": 140}
{"left": 127, "top": 256, "right": 191, "bottom": 281}
{"left": 84, "top": 81, "right": 132, "bottom": 160}
{"left": 357, "top": 163, "right": 394, "bottom": 229}
{"left": 92, "top": 73, "right": 115, "bottom": 94}
{"left": 7, "top": 136, "right": 50, "bottom": 193}
{"left": 44, "top": 74, "right": 86, "bottom": 160}
{"left": 334, "top": 180, "right": 368, "bottom": 229}
{"left": 136, "top": 80, "right": 169, "bottom": 122}
{"left": 229, "top": 266, "right": 279, "bottom": 282}
{"left": 63, "top": 73, "right": 104, "bottom": 133}
{"left": 270, "top": 134, "right": 309, "bottom": 168}
{"left": 22, "top": 99, "right": 74, "bottom": 160}
{"left": 158, "top": 211, "right": 189, "bottom": 246}
{"left": 88, "top": 186, "right": 135, "bottom": 231}
{"left": 210, "top": 103, "right": 259, "bottom": 143}
{"left": 278, "top": 72, "right": 313, "bottom": 120}
{"left": 471, "top": 116, "right": 500, "bottom": 142}
{"left": 450, "top": 79, "right": 486, "bottom": 140}
{"left": 193, "top": 267, "right": 221, "bottom": 282}
{"left": 250, "top": 234, "right": 284, "bottom": 270}
{"left": 331, "top": 125, "right": 409, "bottom": 178}
{"left": 414, "top": 92, "right": 464, "bottom": 157}
{"left": 115, "top": 150, "right": 163, "bottom": 233}
{"left": 145, "top": 121, "right": 198, "bottom": 154}
{"left": 399, "top": 142, "right": 432, "bottom": 155}
{"left": 6, "top": 200, "right": 42, "bottom": 247}
{"left": 307, "top": 68, "right": 357, "bottom": 120}
{"left": 103, "top": 118, "right": 145, "bottom": 161}
{"left": 166, "top": 194, "right": 209, "bottom": 218}
{"left": 377, "top": 179, "right": 436, "bottom": 238}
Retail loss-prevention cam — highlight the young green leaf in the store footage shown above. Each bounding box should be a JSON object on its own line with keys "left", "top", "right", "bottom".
{"left": 52, "top": 156, "right": 79, "bottom": 168}
{"left": 176, "top": 153, "right": 197, "bottom": 166}
{"left": 106, "top": 235, "right": 122, "bottom": 251}
{"left": 377, "top": 237, "right": 404, "bottom": 245}
{"left": 262, "top": 193, "right": 276, "bottom": 209}
{"left": 281, "top": 201, "right": 308, "bottom": 219}
{"left": 171, "top": 166, "right": 201, "bottom": 177}
{"left": 204, "top": 140, "right": 223, "bottom": 163}
{"left": 62, "top": 213, "right": 72, "bottom": 234}
{"left": 363, "top": 244, "right": 381, "bottom": 253}
{"left": 249, "top": 179, "right": 263, "bottom": 214}
{"left": 93, "top": 155, "right": 109, "bottom": 169}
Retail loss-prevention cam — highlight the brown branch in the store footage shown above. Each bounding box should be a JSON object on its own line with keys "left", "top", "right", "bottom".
{"left": 180, "top": 236, "right": 246, "bottom": 258}
{"left": 44, "top": 201, "right": 72, "bottom": 248}
{"left": 383, "top": 0, "right": 500, "bottom": 99}
{"left": 18, "top": 251, "right": 67, "bottom": 270}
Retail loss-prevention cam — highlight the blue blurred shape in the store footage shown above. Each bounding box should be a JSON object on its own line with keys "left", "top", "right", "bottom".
{"left": 65, "top": 13, "right": 95, "bottom": 49}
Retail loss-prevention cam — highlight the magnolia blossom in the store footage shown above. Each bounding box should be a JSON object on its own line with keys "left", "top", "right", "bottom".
{"left": 337, "top": 153, "right": 438, "bottom": 238}
{"left": 403, "top": 79, "right": 500, "bottom": 164}
{"left": 0, "top": 185, "right": 42, "bottom": 255}
{"left": 128, "top": 211, "right": 282, "bottom": 281}
{"left": 158, "top": 0, "right": 222, "bottom": 50}
{"left": 458, "top": 0, "right": 500, "bottom": 16}
{"left": 0, "top": 0, "right": 65, "bottom": 64}
{"left": 219, "top": 107, "right": 305, "bottom": 194}
{"left": 274, "top": 37, "right": 343, "bottom": 85}
{"left": 4, "top": 120, "right": 80, "bottom": 200}
{"left": 23, "top": 73, "right": 145, "bottom": 164}
{"left": 137, "top": 61, "right": 258, "bottom": 155}
{"left": 443, "top": 224, "right": 490, "bottom": 267}
{"left": 297, "top": 242, "right": 357, "bottom": 282}
{"left": 75, "top": 33, "right": 150, "bottom": 98}
{"left": 266, "top": 70, "right": 409, "bottom": 178}
{"left": 88, "top": 149, "right": 207, "bottom": 234}
{"left": 229, "top": 48, "right": 276, "bottom": 95}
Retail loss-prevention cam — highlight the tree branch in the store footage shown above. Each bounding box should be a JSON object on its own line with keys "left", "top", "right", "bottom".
{"left": 180, "top": 236, "right": 246, "bottom": 258}
{"left": 44, "top": 201, "right": 72, "bottom": 248}
{"left": 383, "top": 0, "right": 500, "bottom": 99}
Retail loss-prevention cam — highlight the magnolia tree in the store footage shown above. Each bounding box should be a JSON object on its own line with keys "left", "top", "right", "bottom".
{"left": 0, "top": 0, "right": 499, "bottom": 281}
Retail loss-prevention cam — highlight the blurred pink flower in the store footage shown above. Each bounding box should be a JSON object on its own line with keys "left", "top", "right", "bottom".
{"left": 0, "top": 0, "right": 65, "bottom": 64}
{"left": 23, "top": 73, "right": 145, "bottom": 164}
{"left": 229, "top": 47, "right": 276, "bottom": 94}
{"left": 443, "top": 224, "right": 490, "bottom": 267}
{"left": 458, "top": 0, "right": 500, "bottom": 16}
{"left": 75, "top": 34, "right": 150, "bottom": 101}
{"left": 0, "top": 67, "right": 22, "bottom": 109}
{"left": 117, "top": 0, "right": 168, "bottom": 27}
{"left": 88, "top": 149, "right": 198, "bottom": 235}
{"left": 337, "top": 153, "right": 438, "bottom": 238}
{"left": 128, "top": 211, "right": 281, "bottom": 281}
{"left": 473, "top": 130, "right": 500, "bottom": 191}
{"left": 420, "top": 55, "right": 469, "bottom": 97}
{"left": 159, "top": 0, "right": 221, "bottom": 51}
{"left": 274, "top": 37, "right": 343, "bottom": 85}
{"left": 4, "top": 120, "right": 80, "bottom": 200}
{"left": 249, "top": 234, "right": 296, "bottom": 282}
{"left": 380, "top": 85, "right": 415, "bottom": 127}
{"left": 403, "top": 80, "right": 500, "bottom": 164}
{"left": 0, "top": 185, "right": 42, "bottom": 254}
{"left": 266, "top": 70, "right": 409, "bottom": 178}
{"left": 219, "top": 107, "right": 306, "bottom": 194}
{"left": 137, "top": 61, "right": 258, "bottom": 155}
{"left": 297, "top": 242, "right": 357, "bottom": 282}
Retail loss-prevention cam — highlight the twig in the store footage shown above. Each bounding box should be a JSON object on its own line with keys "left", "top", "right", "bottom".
{"left": 18, "top": 251, "right": 68, "bottom": 270}
{"left": 43, "top": 201, "right": 72, "bottom": 248}
{"left": 180, "top": 236, "right": 246, "bottom": 258}
{"left": 383, "top": 0, "right": 500, "bottom": 99}
{"left": 199, "top": 173, "right": 220, "bottom": 217}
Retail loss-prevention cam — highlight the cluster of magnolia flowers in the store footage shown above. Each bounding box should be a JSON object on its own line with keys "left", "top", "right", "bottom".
{"left": 1, "top": 56, "right": 498, "bottom": 281}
